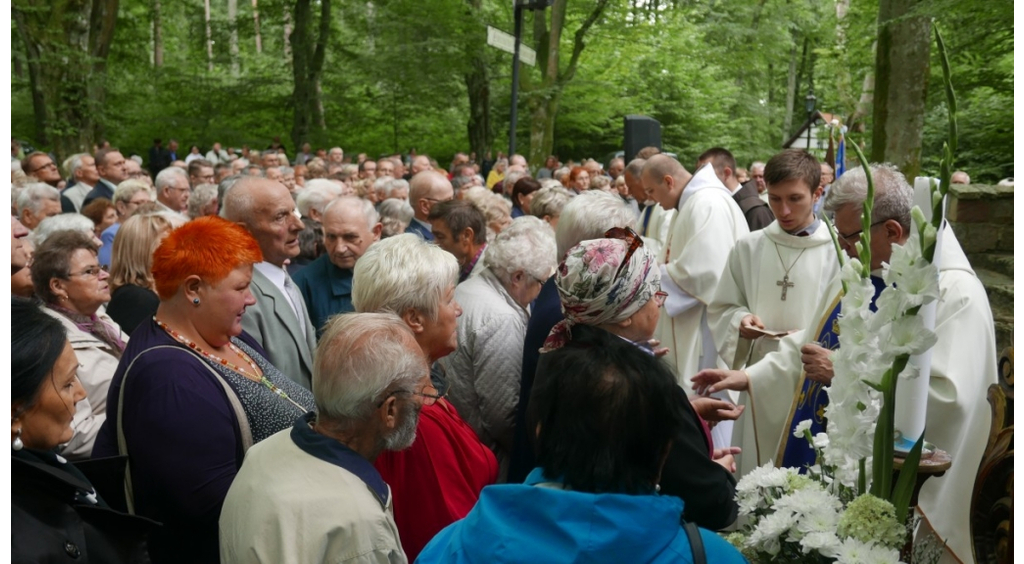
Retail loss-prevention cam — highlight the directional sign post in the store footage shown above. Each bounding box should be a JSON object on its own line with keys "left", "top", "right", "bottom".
{"left": 487, "top": 26, "right": 536, "bottom": 66}
{"left": 487, "top": 0, "right": 550, "bottom": 158}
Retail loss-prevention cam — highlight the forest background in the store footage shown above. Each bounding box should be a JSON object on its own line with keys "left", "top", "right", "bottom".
{"left": 11, "top": 0, "right": 1014, "bottom": 182}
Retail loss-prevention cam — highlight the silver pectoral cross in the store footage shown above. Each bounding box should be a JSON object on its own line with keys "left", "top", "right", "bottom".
{"left": 777, "top": 274, "right": 794, "bottom": 301}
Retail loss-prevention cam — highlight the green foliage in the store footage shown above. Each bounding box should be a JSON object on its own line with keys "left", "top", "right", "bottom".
{"left": 9, "top": 0, "right": 1012, "bottom": 174}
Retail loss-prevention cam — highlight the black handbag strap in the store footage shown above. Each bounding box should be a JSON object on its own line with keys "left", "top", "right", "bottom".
{"left": 683, "top": 521, "right": 706, "bottom": 564}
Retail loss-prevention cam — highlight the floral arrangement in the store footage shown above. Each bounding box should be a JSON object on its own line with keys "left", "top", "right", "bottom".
{"left": 724, "top": 28, "right": 958, "bottom": 564}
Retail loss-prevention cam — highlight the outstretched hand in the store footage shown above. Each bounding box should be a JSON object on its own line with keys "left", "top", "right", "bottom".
{"left": 690, "top": 369, "right": 750, "bottom": 395}
{"left": 690, "top": 396, "right": 745, "bottom": 423}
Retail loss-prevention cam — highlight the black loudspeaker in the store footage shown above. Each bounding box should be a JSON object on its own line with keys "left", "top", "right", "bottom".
{"left": 623, "top": 115, "right": 661, "bottom": 163}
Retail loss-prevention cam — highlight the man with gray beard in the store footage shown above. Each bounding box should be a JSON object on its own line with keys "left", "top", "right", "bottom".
{"left": 220, "top": 313, "right": 429, "bottom": 564}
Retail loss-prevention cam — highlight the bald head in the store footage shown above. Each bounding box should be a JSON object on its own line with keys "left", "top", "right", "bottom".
{"left": 623, "top": 158, "right": 648, "bottom": 202}
{"left": 641, "top": 155, "right": 691, "bottom": 211}
{"left": 409, "top": 171, "right": 453, "bottom": 221}
{"left": 221, "top": 176, "right": 304, "bottom": 266}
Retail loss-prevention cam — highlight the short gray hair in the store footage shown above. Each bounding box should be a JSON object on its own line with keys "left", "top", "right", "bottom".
{"left": 67, "top": 153, "right": 90, "bottom": 178}
{"left": 31, "top": 213, "right": 95, "bottom": 247}
{"left": 372, "top": 177, "right": 392, "bottom": 200}
{"left": 155, "top": 166, "right": 187, "bottom": 191}
{"left": 113, "top": 179, "right": 153, "bottom": 204}
{"left": 296, "top": 179, "right": 342, "bottom": 217}
{"left": 188, "top": 183, "right": 219, "bottom": 220}
{"left": 352, "top": 233, "right": 458, "bottom": 321}
{"left": 314, "top": 312, "right": 426, "bottom": 427}
{"left": 555, "top": 190, "right": 635, "bottom": 258}
{"left": 16, "top": 182, "right": 60, "bottom": 216}
{"left": 530, "top": 186, "right": 572, "bottom": 222}
{"left": 824, "top": 163, "right": 913, "bottom": 229}
{"left": 484, "top": 215, "right": 557, "bottom": 283}
{"left": 324, "top": 196, "right": 379, "bottom": 231}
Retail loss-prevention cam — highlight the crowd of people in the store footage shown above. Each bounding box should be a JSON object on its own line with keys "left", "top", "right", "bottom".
{"left": 10, "top": 135, "right": 995, "bottom": 564}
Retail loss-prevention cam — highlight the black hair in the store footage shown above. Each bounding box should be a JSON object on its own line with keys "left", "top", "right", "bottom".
{"left": 12, "top": 297, "right": 68, "bottom": 410}
{"left": 511, "top": 177, "right": 542, "bottom": 209}
{"left": 528, "top": 338, "right": 689, "bottom": 494}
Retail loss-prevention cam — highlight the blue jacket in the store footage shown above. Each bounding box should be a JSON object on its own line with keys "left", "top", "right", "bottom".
{"left": 416, "top": 469, "right": 747, "bottom": 564}
{"left": 405, "top": 218, "right": 435, "bottom": 241}
{"left": 291, "top": 253, "right": 354, "bottom": 339}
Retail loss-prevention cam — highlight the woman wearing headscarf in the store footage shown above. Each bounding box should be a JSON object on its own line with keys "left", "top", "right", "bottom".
{"left": 510, "top": 230, "right": 741, "bottom": 530}
{"left": 32, "top": 230, "right": 128, "bottom": 459}
{"left": 93, "top": 216, "right": 316, "bottom": 564}
{"left": 12, "top": 297, "right": 156, "bottom": 563}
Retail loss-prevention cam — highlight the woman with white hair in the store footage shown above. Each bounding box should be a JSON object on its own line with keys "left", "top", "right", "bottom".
{"left": 440, "top": 215, "right": 557, "bottom": 476}
{"left": 352, "top": 234, "right": 498, "bottom": 561}
{"left": 187, "top": 183, "right": 219, "bottom": 219}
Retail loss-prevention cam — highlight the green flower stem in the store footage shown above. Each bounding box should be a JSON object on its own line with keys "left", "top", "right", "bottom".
{"left": 844, "top": 138, "right": 874, "bottom": 279}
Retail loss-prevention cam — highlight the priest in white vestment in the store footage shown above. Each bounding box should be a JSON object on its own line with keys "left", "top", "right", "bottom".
{"left": 693, "top": 165, "right": 996, "bottom": 564}
{"left": 707, "top": 150, "right": 842, "bottom": 477}
{"left": 641, "top": 154, "right": 748, "bottom": 386}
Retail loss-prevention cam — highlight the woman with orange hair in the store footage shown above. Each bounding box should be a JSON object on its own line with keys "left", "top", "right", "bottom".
{"left": 93, "top": 216, "right": 315, "bottom": 564}
{"left": 563, "top": 166, "right": 590, "bottom": 195}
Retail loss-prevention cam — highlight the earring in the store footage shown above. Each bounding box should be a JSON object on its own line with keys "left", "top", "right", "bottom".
{"left": 192, "top": 298, "right": 201, "bottom": 305}
{"left": 654, "top": 483, "right": 661, "bottom": 493}
{"left": 12, "top": 429, "right": 23, "bottom": 451}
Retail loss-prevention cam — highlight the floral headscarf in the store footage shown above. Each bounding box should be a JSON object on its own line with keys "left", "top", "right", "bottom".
{"left": 542, "top": 237, "right": 660, "bottom": 351}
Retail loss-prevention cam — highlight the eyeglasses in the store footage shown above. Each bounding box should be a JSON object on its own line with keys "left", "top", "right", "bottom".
{"left": 377, "top": 382, "right": 445, "bottom": 407}
{"left": 837, "top": 219, "right": 890, "bottom": 248}
{"left": 65, "top": 264, "right": 108, "bottom": 279}
{"left": 653, "top": 291, "right": 668, "bottom": 307}
{"left": 28, "top": 161, "right": 57, "bottom": 174}
{"left": 603, "top": 225, "right": 644, "bottom": 277}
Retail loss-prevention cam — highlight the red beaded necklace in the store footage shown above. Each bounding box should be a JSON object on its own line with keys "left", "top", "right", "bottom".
{"left": 154, "top": 317, "right": 306, "bottom": 413}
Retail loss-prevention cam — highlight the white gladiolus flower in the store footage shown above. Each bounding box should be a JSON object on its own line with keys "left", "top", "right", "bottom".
{"left": 886, "top": 316, "right": 938, "bottom": 357}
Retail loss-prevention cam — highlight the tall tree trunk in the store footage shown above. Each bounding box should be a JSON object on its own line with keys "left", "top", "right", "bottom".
{"left": 782, "top": 36, "right": 799, "bottom": 144}
{"left": 13, "top": 0, "right": 119, "bottom": 160}
{"left": 464, "top": 0, "right": 491, "bottom": 160}
{"left": 152, "top": 0, "right": 163, "bottom": 67}
{"left": 204, "top": 0, "right": 213, "bottom": 71}
{"left": 871, "top": 0, "right": 930, "bottom": 179}
{"left": 252, "top": 0, "right": 263, "bottom": 53}
{"left": 283, "top": 6, "right": 292, "bottom": 58}
{"left": 229, "top": 0, "right": 239, "bottom": 75}
{"left": 291, "top": 0, "right": 331, "bottom": 149}
{"left": 524, "top": 0, "right": 609, "bottom": 167}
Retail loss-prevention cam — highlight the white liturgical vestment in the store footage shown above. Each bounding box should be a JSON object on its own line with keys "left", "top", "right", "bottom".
{"left": 655, "top": 163, "right": 749, "bottom": 386}
{"left": 707, "top": 220, "right": 841, "bottom": 477}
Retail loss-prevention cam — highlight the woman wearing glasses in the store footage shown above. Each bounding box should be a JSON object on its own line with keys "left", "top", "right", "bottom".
{"left": 93, "top": 217, "right": 315, "bottom": 564}
{"left": 516, "top": 231, "right": 742, "bottom": 531}
{"left": 353, "top": 234, "right": 498, "bottom": 562}
{"left": 32, "top": 230, "right": 128, "bottom": 460}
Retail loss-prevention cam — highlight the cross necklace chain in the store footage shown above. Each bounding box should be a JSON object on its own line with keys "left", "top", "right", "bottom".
{"left": 774, "top": 244, "right": 806, "bottom": 301}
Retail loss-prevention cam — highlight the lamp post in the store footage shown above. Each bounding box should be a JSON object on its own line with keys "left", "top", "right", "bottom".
{"left": 805, "top": 88, "right": 817, "bottom": 154}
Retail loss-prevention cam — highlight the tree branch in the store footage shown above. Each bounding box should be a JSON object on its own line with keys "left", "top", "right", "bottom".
{"left": 561, "top": 0, "right": 610, "bottom": 85}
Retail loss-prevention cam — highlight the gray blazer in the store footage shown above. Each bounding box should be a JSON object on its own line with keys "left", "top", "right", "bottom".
{"left": 241, "top": 268, "right": 316, "bottom": 389}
